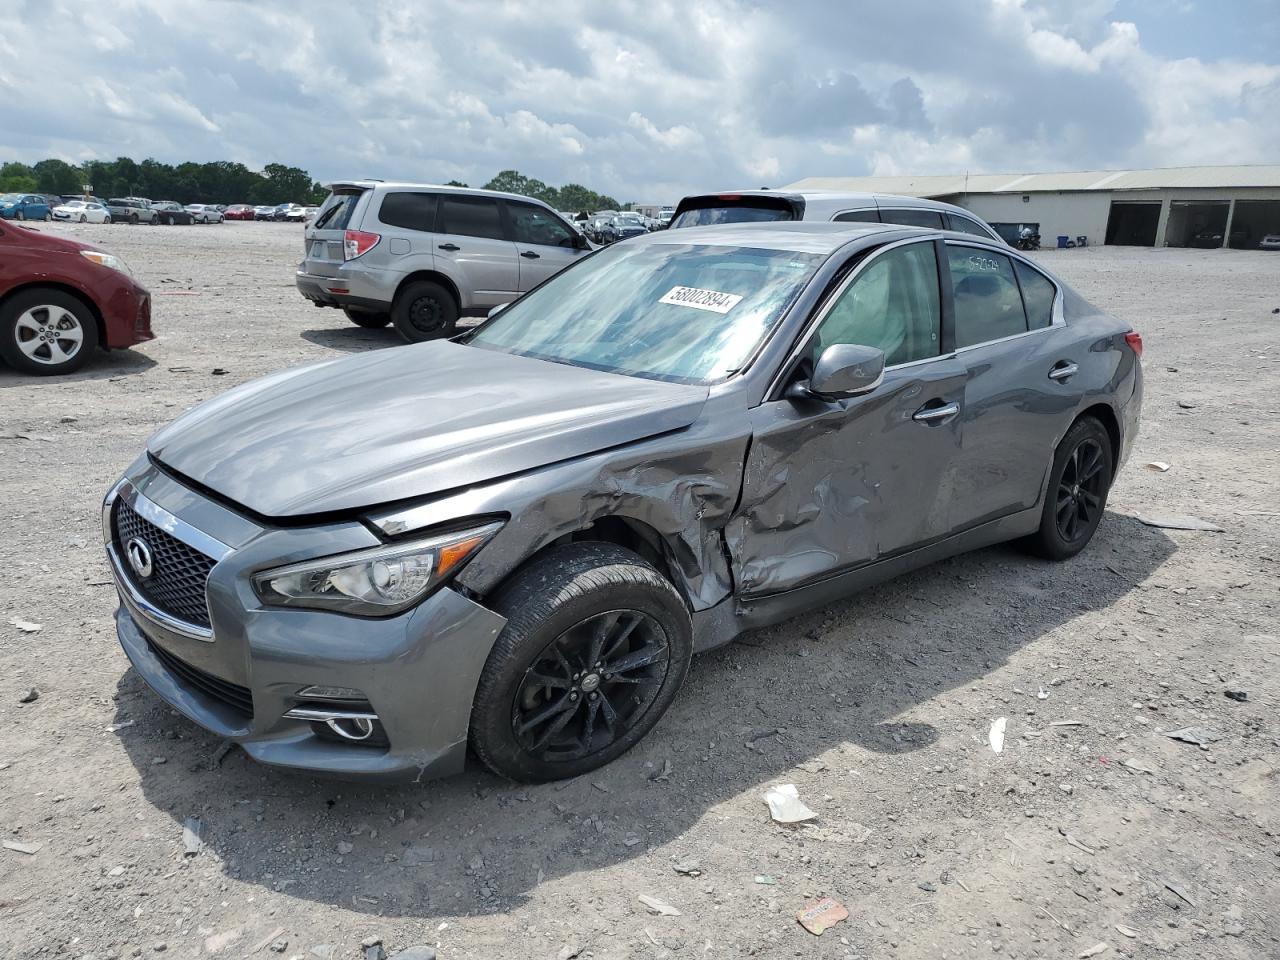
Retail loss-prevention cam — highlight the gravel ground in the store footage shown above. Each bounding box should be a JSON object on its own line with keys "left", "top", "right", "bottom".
{"left": 1, "top": 222, "right": 1277, "bottom": 960}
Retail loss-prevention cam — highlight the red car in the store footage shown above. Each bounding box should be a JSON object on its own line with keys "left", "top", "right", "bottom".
{"left": 0, "top": 223, "right": 153, "bottom": 375}
{"left": 223, "top": 204, "right": 256, "bottom": 221}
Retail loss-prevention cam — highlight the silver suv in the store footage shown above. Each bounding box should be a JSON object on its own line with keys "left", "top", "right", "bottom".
{"left": 297, "top": 181, "right": 593, "bottom": 342}
{"left": 669, "top": 190, "right": 1004, "bottom": 242}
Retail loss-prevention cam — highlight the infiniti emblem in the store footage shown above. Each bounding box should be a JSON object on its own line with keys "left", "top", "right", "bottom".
{"left": 126, "top": 537, "right": 154, "bottom": 579}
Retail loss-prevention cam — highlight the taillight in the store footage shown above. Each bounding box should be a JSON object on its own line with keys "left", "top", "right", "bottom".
{"left": 1124, "top": 331, "right": 1143, "bottom": 358}
{"left": 343, "top": 229, "right": 380, "bottom": 260}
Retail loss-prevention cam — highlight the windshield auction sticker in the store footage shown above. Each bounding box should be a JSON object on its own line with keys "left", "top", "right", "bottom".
{"left": 658, "top": 285, "right": 744, "bottom": 314}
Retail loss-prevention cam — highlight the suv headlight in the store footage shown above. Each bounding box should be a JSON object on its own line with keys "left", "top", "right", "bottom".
{"left": 252, "top": 521, "right": 502, "bottom": 616}
{"left": 80, "top": 249, "right": 133, "bottom": 277}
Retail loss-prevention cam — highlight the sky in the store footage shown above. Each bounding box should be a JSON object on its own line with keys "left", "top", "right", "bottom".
{"left": 0, "top": 0, "right": 1277, "bottom": 203}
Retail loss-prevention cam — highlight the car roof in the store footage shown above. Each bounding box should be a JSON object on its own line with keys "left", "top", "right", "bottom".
{"left": 325, "top": 179, "right": 558, "bottom": 207}
{"left": 635, "top": 220, "right": 926, "bottom": 254}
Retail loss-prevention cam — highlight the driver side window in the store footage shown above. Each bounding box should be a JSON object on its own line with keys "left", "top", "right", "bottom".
{"left": 810, "top": 242, "right": 940, "bottom": 367}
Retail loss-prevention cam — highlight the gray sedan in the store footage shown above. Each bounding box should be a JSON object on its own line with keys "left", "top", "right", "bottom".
{"left": 103, "top": 221, "right": 1142, "bottom": 782}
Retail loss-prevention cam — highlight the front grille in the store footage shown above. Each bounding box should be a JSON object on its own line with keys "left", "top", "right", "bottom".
{"left": 148, "top": 640, "right": 254, "bottom": 718}
{"left": 114, "top": 500, "right": 215, "bottom": 628}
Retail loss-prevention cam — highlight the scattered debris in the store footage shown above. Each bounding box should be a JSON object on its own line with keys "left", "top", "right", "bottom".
{"left": 1121, "top": 759, "right": 1156, "bottom": 775}
{"left": 202, "top": 927, "right": 242, "bottom": 953}
{"left": 1163, "top": 880, "right": 1196, "bottom": 907}
{"left": 363, "top": 943, "right": 387, "bottom": 960}
{"left": 1224, "top": 689, "right": 1248, "bottom": 702}
{"left": 17, "top": 688, "right": 39, "bottom": 704}
{"left": 1049, "top": 720, "right": 1084, "bottom": 727}
{"left": 249, "top": 927, "right": 286, "bottom": 955}
{"left": 637, "top": 894, "right": 682, "bottom": 916}
{"left": 754, "top": 875, "right": 777, "bottom": 885}
{"left": 989, "top": 717, "right": 1008, "bottom": 753}
{"left": 1176, "top": 399, "right": 1197, "bottom": 409}
{"left": 918, "top": 881, "right": 937, "bottom": 892}
{"left": 1078, "top": 943, "right": 1110, "bottom": 958}
{"left": 556, "top": 941, "right": 583, "bottom": 960}
{"left": 106, "top": 719, "right": 135, "bottom": 733}
{"left": 764, "top": 783, "right": 817, "bottom": 824}
{"left": 795, "top": 896, "right": 849, "bottom": 935}
{"left": 2, "top": 840, "right": 42, "bottom": 855}
{"left": 1062, "top": 832, "right": 1096, "bottom": 856}
{"left": 389, "top": 948, "right": 436, "bottom": 960}
{"left": 1114, "top": 924, "right": 1138, "bottom": 938}
{"left": 1163, "top": 727, "right": 1219, "bottom": 747}
{"left": 182, "top": 816, "right": 205, "bottom": 856}
{"left": 647, "top": 758, "right": 673, "bottom": 782}
{"left": 337, "top": 841, "right": 354, "bottom": 855}
{"left": 211, "top": 367, "right": 229, "bottom": 375}
{"left": 1136, "top": 514, "right": 1224, "bottom": 532}
{"left": 1037, "top": 686, "right": 1049, "bottom": 700}
{"left": 672, "top": 858, "right": 702, "bottom": 877}
{"left": 8, "top": 617, "right": 41, "bottom": 633}
{"left": 1144, "top": 461, "right": 1171, "bottom": 472}
{"left": 797, "top": 758, "right": 826, "bottom": 773}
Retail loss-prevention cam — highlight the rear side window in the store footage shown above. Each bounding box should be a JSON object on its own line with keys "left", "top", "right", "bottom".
{"left": 1014, "top": 260, "right": 1056, "bottom": 329}
{"left": 833, "top": 209, "right": 881, "bottom": 223}
{"left": 379, "top": 192, "right": 437, "bottom": 232}
{"left": 947, "top": 247, "right": 1028, "bottom": 347}
{"left": 438, "top": 195, "right": 505, "bottom": 240}
{"left": 880, "top": 207, "right": 945, "bottom": 228}
{"left": 314, "top": 191, "right": 363, "bottom": 230}
{"left": 946, "top": 213, "right": 993, "bottom": 238}
{"left": 669, "top": 194, "right": 799, "bottom": 229}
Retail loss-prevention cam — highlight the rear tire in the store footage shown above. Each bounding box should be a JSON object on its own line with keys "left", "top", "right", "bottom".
{"left": 0, "top": 287, "right": 100, "bottom": 376}
{"left": 129, "top": 213, "right": 138, "bottom": 225}
{"left": 15, "top": 210, "right": 24, "bottom": 221}
{"left": 343, "top": 307, "right": 391, "bottom": 329}
{"left": 44, "top": 212, "right": 52, "bottom": 222}
{"left": 391, "top": 280, "right": 458, "bottom": 343}
{"left": 103, "top": 215, "right": 112, "bottom": 224}
{"left": 469, "top": 543, "right": 693, "bottom": 782}
{"left": 1024, "top": 416, "right": 1113, "bottom": 560}
{"left": 78, "top": 215, "right": 87, "bottom": 223}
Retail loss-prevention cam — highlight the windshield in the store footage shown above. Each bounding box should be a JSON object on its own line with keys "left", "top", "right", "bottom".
{"left": 468, "top": 242, "right": 822, "bottom": 384}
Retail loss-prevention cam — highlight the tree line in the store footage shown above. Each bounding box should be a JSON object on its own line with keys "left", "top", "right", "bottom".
{"left": 0, "top": 158, "right": 623, "bottom": 211}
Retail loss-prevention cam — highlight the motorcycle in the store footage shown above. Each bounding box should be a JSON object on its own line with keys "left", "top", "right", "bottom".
{"left": 1016, "top": 232, "right": 1041, "bottom": 251}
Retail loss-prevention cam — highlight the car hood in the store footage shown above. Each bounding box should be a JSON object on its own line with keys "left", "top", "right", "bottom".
{"left": 148, "top": 341, "right": 709, "bottom": 518}
{"left": 3, "top": 223, "right": 97, "bottom": 254}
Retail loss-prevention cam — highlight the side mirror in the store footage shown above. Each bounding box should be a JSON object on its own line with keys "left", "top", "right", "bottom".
{"left": 574, "top": 233, "right": 591, "bottom": 250}
{"left": 794, "top": 343, "right": 886, "bottom": 400}
{"left": 487, "top": 303, "right": 510, "bottom": 319}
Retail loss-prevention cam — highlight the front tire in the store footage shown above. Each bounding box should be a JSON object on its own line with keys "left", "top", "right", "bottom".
{"left": 343, "top": 307, "right": 391, "bottom": 328}
{"left": 103, "top": 215, "right": 112, "bottom": 224}
{"left": 469, "top": 543, "right": 693, "bottom": 782}
{"left": 44, "top": 212, "right": 52, "bottom": 222}
{"left": 15, "top": 210, "right": 24, "bottom": 221}
{"left": 1025, "top": 417, "right": 1113, "bottom": 560}
{"left": 391, "top": 280, "right": 458, "bottom": 343}
{"left": 129, "top": 213, "right": 139, "bottom": 225}
{"left": 0, "top": 288, "right": 100, "bottom": 376}
{"left": 78, "top": 215, "right": 87, "bottom": 223}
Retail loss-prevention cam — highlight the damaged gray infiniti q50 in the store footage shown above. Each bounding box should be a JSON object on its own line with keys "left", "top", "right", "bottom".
{"left": 104, "top": 221, "right": 1142, "bottom": 782}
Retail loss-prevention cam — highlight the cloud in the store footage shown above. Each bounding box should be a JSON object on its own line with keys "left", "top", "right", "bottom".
{"left": 0, "top": 0, "right": 1275, "bottom": 202}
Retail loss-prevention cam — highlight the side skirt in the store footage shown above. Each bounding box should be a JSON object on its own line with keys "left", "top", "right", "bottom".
{"left": 690, "top": 506, "right": 1041, "bottom": 653}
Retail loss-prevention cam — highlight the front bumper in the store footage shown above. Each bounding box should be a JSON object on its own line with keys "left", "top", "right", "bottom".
{"left": 105, "top": 462, "right": 507, "bottom": 781}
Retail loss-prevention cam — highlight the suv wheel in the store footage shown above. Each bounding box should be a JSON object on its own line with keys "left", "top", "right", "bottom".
{"left": 469, "top": 543, "right": 693, "bottom": 782}
{"left": 1024, "top": 416, "right": 1113, "bottom": 560}
{"left": 342, "top": 307, "right": 391, "bottom": 329}
{"left": 129, "top": 213, "right": 139, "bottom": 225}
{"left": 392, "top": 280, "right": 458, "bottom": 343}
{"left": 0, "top": 288, "right": 100, "bottom": 376}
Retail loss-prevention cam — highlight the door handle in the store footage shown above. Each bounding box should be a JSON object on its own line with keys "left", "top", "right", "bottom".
{"left": 520, "top": 250, "right": 541, "bottom": 259}
{"left": 437, "top": 243, "right": 460, "bottom": 251}
{"left": 1048, "top": 361, "right": 1079, "bottom": 381}
{"left": 912, "top": 401, "right": 960, "bottom": 423}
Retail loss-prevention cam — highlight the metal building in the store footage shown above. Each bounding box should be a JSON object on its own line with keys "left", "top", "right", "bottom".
{"left": 786, "top": 165, "right": 1280, "bottom": 249}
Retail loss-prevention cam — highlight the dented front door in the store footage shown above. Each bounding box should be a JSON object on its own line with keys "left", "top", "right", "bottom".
{"left": 728, "top": 359, "right": 967, "bottom": 596}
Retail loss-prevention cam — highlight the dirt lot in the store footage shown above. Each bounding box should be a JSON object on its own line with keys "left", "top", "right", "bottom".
{"left": 1, "top": 222, "right": 1277, "bottom": 960}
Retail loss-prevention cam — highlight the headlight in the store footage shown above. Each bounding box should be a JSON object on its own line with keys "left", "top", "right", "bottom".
{"left": 252, "top": 521, "right": 502, "bottom": 616}
{"left": 80, "top": 249, "right": 133, "bottom": 277}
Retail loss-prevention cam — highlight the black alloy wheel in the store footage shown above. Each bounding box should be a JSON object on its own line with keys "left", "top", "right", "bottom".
{"left": 1055, "top": 437, "right": 1106, "bottom": 543}
{"left": 391, "top": 280, "right": 458, "bottom": 343}
{"left": 512, "top": 609, "right": 671, "bottom": 763}
{"left": 1025, "top": 416, "right": 1113, "bottom": 560}
{"left": 469, "top": 543, "right": 693, "bottom": 782}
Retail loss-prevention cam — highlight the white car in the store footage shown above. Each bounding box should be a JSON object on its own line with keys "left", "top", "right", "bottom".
{"left": 1260, "top": 233, "right": 1280, "bottom": 251}
{"left": 185, "top": 204, "right": 224, "bottom": 224}
{"left": 52, "top": 200, "right": 110, "bottom": 224}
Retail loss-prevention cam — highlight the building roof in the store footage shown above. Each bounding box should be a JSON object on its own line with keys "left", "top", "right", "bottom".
{"left": 785, "top": 164, "right": 1280, "bottom": 198}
